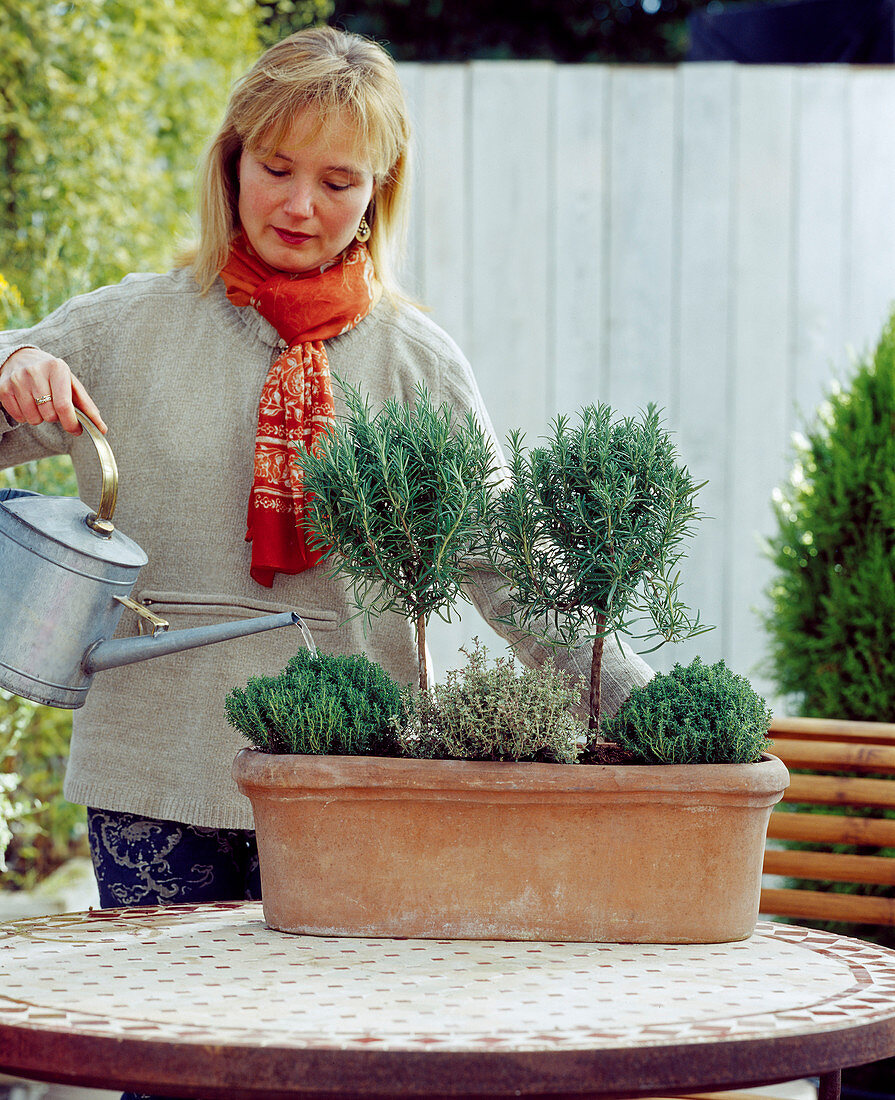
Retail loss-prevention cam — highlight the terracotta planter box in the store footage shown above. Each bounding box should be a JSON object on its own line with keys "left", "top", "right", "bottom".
{"left": 232, "top": 749, "right": 789, "bottom": 943}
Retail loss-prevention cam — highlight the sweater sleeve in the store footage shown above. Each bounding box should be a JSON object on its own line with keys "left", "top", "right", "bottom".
{"left": 0, "top": 279, "right": 139, "bottom": 467}
{"left": 0, "top": 305, "right": 80, "bottom": 465}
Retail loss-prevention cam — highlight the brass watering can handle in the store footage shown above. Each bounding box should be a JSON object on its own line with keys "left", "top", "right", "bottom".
{"left": 74, "top": 409, "right": 118, "bottom": 537}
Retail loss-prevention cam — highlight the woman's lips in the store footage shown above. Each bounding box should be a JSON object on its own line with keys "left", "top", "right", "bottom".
{"left": 274, "top": 227, "right": 311, "bottom": 245}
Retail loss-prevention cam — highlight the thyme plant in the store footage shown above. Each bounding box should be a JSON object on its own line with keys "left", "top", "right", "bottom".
{"left": 294, "top": 382, "right": 496, "bottom": 693}
{"left": 401, "top": 640, "right": 585, "bottom": 763}
{"left": 485, "top": 403, "right": 708, "bottom": 732}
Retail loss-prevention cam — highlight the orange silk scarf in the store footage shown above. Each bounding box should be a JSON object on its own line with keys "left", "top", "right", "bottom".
{"left": 220, "top": 234, "right": 376, "bottom": 587}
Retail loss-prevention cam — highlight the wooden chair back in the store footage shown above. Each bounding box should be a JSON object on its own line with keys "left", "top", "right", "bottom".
{"left": 761, "top": 716, "right": 895, "bottom": 927}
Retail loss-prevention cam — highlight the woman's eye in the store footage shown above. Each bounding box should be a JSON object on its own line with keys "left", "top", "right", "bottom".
{"left": 325, "top": 181, "right": 351, "bottom": 192}
{"left": 262, "top": 164, "right": 289, "bottom": 178}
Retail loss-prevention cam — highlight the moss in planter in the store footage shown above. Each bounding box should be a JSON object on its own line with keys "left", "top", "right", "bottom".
{"left": 401, "top": 640, "right": 586, "bottom": 763}
{"left": 225, "top": 650, "right": 407, "bottom": 756}
{"left": 592, "top": 657, "right": 772, "bottom": 765}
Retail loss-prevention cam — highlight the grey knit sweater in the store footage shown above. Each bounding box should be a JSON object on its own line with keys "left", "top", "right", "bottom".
{"left": 0, "top": 269, "right": 653, "bottom": 829}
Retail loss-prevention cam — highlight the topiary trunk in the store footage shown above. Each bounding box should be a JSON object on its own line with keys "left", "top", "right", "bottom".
{"left": 589, "top": 619, "right": 605, "bottom": 735}
{"left": 416, "top": 612, "right": 428, "bottom": 694}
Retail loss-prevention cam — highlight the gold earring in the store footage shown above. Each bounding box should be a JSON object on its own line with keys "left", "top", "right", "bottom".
{"left": 355, "top": 216, "right": 371, "bottom": 243}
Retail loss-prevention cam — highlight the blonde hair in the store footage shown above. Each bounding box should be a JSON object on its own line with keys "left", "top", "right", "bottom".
{"left": 185, "top": 26, "right": 411, "bottom": 297}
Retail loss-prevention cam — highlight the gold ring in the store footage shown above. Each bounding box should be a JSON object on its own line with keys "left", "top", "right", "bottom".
{"left": 35, "top": 394, "right": 52, "bottom": 405}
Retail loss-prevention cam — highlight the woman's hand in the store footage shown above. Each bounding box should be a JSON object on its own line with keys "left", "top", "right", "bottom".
{"left": 0, "top": 347, "right": 107, "bottom": 434}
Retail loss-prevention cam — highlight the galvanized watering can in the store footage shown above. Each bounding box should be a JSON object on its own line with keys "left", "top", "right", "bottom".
{"left": 0, "top": 411, "right": 314, "bottom": 709}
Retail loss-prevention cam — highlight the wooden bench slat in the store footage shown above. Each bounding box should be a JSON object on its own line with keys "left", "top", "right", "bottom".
{"left": 759, "top": 886, "right": 895, "bottom": 925}
{"left": 770, "top": 717, "right": 895, "bottom": 744}
{"left": 767, "top": 811, "right": 895, "bottom": 847}
{"left": 783, "top": 772, "right": 895, "bottom": 809}
{"left": 769, "top": 738, "right": 895, "bottom": 774}
{"left": 763, "top": 848, "right": 895, "bottom": 886}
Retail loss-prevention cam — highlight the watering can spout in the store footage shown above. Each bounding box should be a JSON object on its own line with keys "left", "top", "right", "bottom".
{"left": 82, "top": 611, "right": 316, "bottom": 676}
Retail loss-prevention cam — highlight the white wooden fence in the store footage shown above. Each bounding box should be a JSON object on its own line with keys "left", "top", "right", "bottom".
{"left": 397, "top": 62, "right": 895, "bottom": 701}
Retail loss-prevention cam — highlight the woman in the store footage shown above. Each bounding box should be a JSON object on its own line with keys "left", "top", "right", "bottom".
{"left": 0, "top": 28, "right": 652, "bottom": 911}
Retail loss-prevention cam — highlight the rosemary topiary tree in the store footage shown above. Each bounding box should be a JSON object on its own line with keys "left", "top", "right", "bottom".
{"left": 485, "top": 403, "right": 707, "bottom": 732}
{"left": 294, "top": 382, "right": 496, "bottom": 694}
{"left": 763, "top": 313, "right": 895, "bottom": 720}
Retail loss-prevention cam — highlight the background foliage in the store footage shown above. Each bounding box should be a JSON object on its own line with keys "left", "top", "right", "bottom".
{"left": 263, "top": 0, "right": 777, "bottom": 62}
{"left": 0, "top": 0, "right": 260, "bottom": 886}
{"left": 0, "top": 691, "right": 88, "bottom": 889}
{"left": 763, "top": 311, "right": 895, "bottom": 722}
{"left": 0, "top": 0, "right": 258, "bottom": 317}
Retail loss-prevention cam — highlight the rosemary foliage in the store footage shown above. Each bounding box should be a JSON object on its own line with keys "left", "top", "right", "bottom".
{"left": 485, "top": 403, "right": 709, "bottom": 731}
{"left": 595, "top": 657, "right": 772, "bottom": 765}
{"left": 294, "top": 381, "right": 497, "bottom": 693}
{"left": 401, "top": 640, "right": 585, "bottom": 763}
{"left": 224, "top": 649, "right": 406, "bottom": 756}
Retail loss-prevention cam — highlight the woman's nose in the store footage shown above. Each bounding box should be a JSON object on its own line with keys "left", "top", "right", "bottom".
{"left": 283, "top": 182, "right": 314, "bottom": 217}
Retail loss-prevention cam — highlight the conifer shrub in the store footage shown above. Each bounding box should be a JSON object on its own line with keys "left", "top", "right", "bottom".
{"left": 225, "top": 650, "right": 407, "bottom": 756}
{"left": 763, "top": 313, "right": 895, "bottom": 720}
{"left": 401, "top": 640, "right": 585, "bottom": 764}
{"left": 594, "top": 657, "right": 772, "bottom": 765}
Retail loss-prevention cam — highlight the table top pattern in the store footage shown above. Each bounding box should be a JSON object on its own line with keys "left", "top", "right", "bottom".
{"left": 2, "top": 902, "right": 895, "bottom": 1055}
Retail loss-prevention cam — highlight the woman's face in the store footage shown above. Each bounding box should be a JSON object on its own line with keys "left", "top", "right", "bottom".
{"left": 237, "top": 109, "right": 375, "bottom": 274}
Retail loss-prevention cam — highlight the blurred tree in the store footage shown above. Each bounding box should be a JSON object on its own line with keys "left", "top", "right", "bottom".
{"left": 257, "top": 0, "right": 335, "bottom": 45}
{"left": 763, "top": 312, "right": 895, "bottom": 721}
{"left": 0, "top": 690, "right": 87, "bottom": 890}
{"left": 260, "top": 0, "right": 778, "bottom": 63}
{"left": 0, "top": 0, "right": 259, "bottom": 317}
{"left": 1, "top": 1, "right": 260, "bottom": 893}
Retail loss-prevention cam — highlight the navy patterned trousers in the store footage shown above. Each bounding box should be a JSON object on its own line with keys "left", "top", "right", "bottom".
{"left": 87, "top": 807, "right": 261, "bottom": 1100}
{"left": 87, "top": 807, "right": 261, "bottom": 908}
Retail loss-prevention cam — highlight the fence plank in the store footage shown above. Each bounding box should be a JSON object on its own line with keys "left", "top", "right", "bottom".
{"left": 410, "top": 64, "right": 470, "bottom": 348}
{"left": 848, "top": 69, "right": 895, "bottom": 356}
{"left": 468, "top": 62, "right": 554, "bottom": 445}
{"left": 791, "top": 67, "right": 849, "bottom": 426}
{"left": 665, "top": 62, "right": 736, "bottom": 670}
{"left": 766, "top": 813, "right": 895, "bottom": 847}
{"left": 605, "top": 66, "right": 677, "bottom": 416}
{"left": 727, "top": 66, "right": 795, "bottom": 679}
{"left": 760, "top": 887, "right": 895, "bottom": 925}
{"left": 553, "top": 65, "right": 609, "bottom": 417}
{"left": 396, "top": 62, "right": 426, "bottom": 302}
{"left": 763, "top": 849, "right": 895, "bottom": 887}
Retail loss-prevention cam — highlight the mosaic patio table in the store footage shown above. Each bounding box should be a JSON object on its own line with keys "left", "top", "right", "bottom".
{"left": 1, "top": 902, "right": 895, "bottom": 1100}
